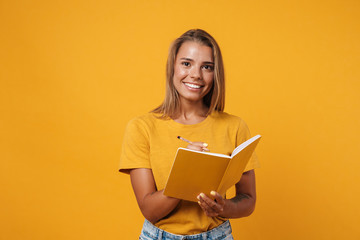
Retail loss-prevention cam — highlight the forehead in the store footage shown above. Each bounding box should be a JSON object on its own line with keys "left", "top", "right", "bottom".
{"left": 176, "top": 41, "right": 213, "bottom": 61}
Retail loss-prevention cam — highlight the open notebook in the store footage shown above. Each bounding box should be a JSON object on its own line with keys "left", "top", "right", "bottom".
{"left": 163, "top": 135, "right": 261, "bottom": 202}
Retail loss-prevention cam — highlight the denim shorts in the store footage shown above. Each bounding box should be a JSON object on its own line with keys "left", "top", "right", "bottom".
{"left": 139, "top": 219, "right": 234, "bottom": 240}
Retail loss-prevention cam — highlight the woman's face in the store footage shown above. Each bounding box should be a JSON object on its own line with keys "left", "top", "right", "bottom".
{"left": 173, "top": 41, "right": 214, "bottom": 104}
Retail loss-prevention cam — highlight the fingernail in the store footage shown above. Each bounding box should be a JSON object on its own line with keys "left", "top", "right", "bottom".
{"left": 200, "top": 193, "right": 205, "bottom": 198}
{"left": 210, "top": 191, "right": 216, "bottom": 196}
{"left": 203, "top": 143, "right": 208, "bottom": 147}
{"left": 197, "top": 195, "right": 200, "bottom": 200}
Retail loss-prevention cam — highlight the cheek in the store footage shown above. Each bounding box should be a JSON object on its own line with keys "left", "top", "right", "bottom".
{"left": 204, "top": 73, "right": 214, "bottom": 86}
{"left": 173, "top": 68, "right": 184, "bottom": 89}
{"left": 174, "top": 66, "right": 188, "bottom": 80}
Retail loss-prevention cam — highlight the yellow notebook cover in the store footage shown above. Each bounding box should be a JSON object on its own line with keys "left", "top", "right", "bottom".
{"left": 163, "top": 135, "right": 261, "bottom": 202}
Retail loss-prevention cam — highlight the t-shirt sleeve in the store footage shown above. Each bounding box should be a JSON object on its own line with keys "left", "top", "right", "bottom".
{"left": 119, "top": 118, "right": 151, "bottom": 174}
{"left": 236, "top": 119, "right": 260, "bottom": 172}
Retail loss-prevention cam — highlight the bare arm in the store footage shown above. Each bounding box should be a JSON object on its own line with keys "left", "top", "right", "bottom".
{"left": 198, "top": 170, "right": 256, "bottom": 218}
{"left": 130, "top": 168, "right": 181, "bottom": 223}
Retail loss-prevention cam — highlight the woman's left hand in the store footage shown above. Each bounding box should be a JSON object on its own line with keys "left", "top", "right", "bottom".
{"left": 197, "top": 191, "right": 225, "bottom": 217}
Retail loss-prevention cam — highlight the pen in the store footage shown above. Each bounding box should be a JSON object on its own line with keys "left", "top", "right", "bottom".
{"left": 177, "top": 136, "right": 209, "bottom": 148}
{"left": 177, "top": 136, "right": 193, "bottom": 144}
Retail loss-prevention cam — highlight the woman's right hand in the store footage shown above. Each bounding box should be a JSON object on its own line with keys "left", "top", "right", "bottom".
{"left": 186, "top": 142, "right": 209, "bottom": 152}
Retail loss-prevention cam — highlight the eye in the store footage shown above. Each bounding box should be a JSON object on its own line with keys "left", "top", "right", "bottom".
{"left": 202, "top": 65, "right": 214, "bottom": 71}
{"left": 181, "top": 62, "right": 190, "bottom": 67}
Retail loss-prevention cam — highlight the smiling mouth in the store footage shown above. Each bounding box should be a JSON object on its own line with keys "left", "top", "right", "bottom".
{"left": 184, "top": 83, "right": 203, "bottom": 89}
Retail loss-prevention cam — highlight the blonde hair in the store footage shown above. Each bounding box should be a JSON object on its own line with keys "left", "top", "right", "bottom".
{"left": 152, "top": 29, "right": 225, "bottom": 118}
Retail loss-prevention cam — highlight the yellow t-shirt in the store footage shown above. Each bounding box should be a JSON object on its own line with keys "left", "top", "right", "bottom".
{"left": 119, "top": 111, "right": 260, "bottom": 235}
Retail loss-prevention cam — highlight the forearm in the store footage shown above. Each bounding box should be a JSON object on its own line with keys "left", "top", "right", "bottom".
{"left": 130, "top": 168, "right": 181, "bottom": 223}
{"left": 220, "top": 193, "right": 256, "bottom": 218}
{"left": 139, "top": 189, "right": 180, "bottom": 223}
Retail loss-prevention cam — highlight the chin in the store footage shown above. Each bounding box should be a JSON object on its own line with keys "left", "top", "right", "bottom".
{"left": 182, "top": 94, "right": 205, "bottom": 103}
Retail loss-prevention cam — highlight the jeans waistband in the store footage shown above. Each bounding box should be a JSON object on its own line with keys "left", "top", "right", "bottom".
{"left": 140, "top": 219, "right": 233, "bottom": 240}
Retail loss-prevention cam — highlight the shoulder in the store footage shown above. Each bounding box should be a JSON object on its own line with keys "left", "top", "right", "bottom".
{"left": 127, "top": 112, "right": 159, "bottom": 127}
{"left": 125, "top": 112, "right": 164, "bottom": 134}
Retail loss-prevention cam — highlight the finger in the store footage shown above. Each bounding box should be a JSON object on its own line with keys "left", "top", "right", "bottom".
{"left": 210, "top": 191, "right": 225, "bottom": 206}
{"left": 188, "top": 142, "right": 210, "bottom": 152}
{"left": 198, "top": 199, "right": 218, "bottom": 217}
{"left": 186, "top": 144, "right": 209, "bottom": 152}
{"left": 191, "top": 141, "right": 208, "bottom": 147}
{"left": 199, "top": 142, "right": 209, "bottom": 152}
{"left": 198, "top": 193, "right": 224, "bottom": 213}
{"left": 186, "top": 144, "right": 204, "bottom": 151}
{"left": 191, "top": 142, "right": 209, "bottom": 151}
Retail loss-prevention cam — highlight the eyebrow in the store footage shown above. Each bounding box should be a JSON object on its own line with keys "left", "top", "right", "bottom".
{"left": 180, "top": 57, "right": 214, "bottom": 65}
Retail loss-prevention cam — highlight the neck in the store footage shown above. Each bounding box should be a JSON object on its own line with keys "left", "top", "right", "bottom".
{"left": 172, "top": 99, "right": 209, "bottom": 124}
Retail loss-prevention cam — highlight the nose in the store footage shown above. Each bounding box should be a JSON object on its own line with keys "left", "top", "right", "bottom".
{"left": 190, "top": 66, "right": 202, "bottom": 80}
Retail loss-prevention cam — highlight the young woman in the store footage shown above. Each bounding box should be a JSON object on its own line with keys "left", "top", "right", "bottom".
{"left": 119, "top": 29, "right": 260, "bottom": 240}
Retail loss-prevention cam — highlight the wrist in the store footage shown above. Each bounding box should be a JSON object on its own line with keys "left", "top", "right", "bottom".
{"left": 219, "top": 199, "right": 234, "bottom": 218}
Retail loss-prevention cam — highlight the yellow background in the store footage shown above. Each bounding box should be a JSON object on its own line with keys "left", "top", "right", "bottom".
{"left": 1, "top": 0, "right": 359, "bottom": 239}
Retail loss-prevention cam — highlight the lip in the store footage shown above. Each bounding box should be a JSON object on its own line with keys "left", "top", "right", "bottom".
{"left": 183, "top": 82, "right": 204, "bottom": 90}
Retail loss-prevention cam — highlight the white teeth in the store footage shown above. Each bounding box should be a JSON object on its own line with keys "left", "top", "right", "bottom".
{"left": 184, "top": 83, "right": 201, "bottom": 89}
